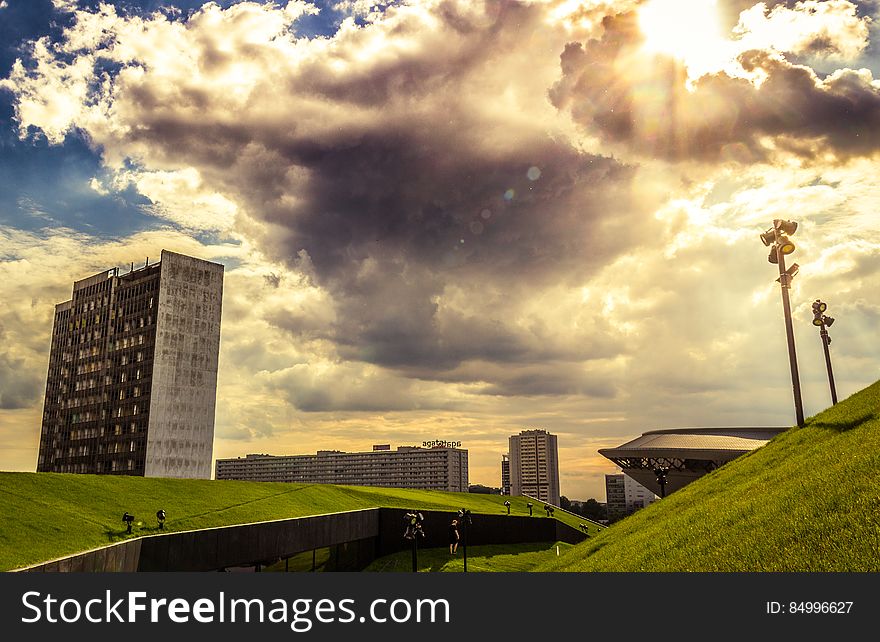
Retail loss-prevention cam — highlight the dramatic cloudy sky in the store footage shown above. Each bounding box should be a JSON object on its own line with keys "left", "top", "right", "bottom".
{"left": 1, "top": 0, "right": 879, "bottom": 500}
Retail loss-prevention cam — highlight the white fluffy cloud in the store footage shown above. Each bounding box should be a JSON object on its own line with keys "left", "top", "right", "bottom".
{"left": 734, "top": 0, "right": 870, "bottom": 60}
{"left": 51, "top": 0, "right": 78, "bottom": 13}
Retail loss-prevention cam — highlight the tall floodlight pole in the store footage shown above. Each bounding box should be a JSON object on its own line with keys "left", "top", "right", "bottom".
{"left": 458, "top": 508, "right": 472, "bottom": 573}
{"left": 760, "top": 220, "right": 805, "bottom": 427}
{"left": 812, "top": 300, "right": 838, "bottom": 405}
{"left": 654, "top": 467, "right": 669, "bottom": 498}
{"left": 404, "top": 511, "right": 424, "bottom": 573}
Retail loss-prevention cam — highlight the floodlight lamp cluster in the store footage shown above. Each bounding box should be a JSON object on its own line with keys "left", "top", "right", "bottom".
{"left": 457, "top": 508, "right": 473, "bottom": 526}
{"left": 543, "top": 504, "right": 555, "bottom": 517}
{"left": 812, "top": 300, "right": 834, "bottom": 328}
{"left": 403, "top": 511, "right": 425, "bottom": 540}
{"left": 760, "top": 219, "right": 798, "bottom": 265}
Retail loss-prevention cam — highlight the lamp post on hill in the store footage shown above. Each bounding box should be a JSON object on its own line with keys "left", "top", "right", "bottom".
{"left": 812, "top": 299, "right": 838, "bottom": 405}
{"left": 654, "top": 467, "right": 669, "bottom": 498}
{"left": 457, "top": 509, "right": 472, "bottom": 573}
{"left": 403, "top": 511, "right": 425, "bottom": 573}
{"left": 760, "top": 219, "right": 805, "bottom": 427}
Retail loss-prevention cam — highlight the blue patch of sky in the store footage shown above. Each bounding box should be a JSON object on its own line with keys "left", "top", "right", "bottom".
{"left": 855, "top": 1, "right": 880, "bottom": 77}
{"left": 0, "top": 1, "right": 150, "bottom": 237}
{"left": 0, "top": 1, "right": 363, "bottom": 242}
{"left": 0, "top": 130, "right": 159, "bottom": 236}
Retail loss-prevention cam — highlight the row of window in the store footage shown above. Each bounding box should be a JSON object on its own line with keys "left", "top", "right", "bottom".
{"left": 66, "top": 312, "right": 107, "bottom": 333}
{"left": 45, "top": 421, "right": 145, "bottom": 441}
{"left": 50, "top": 460, "right": 140, "bottom": 474}
{"left": 117, "top": 275, "right": 158, "bottom": 302}
{"left": 65, "top": 403, "right": 144, "bottom": 424}
{"left": 62, "top": 441, "right": 141, "bottom": 458}
{"left": 70, "top": 295, "right": 109, "bottom": 316}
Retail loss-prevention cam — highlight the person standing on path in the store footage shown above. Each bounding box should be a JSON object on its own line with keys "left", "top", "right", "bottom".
{"left": 449, "top": 519, "right": 460, "bottom": 554}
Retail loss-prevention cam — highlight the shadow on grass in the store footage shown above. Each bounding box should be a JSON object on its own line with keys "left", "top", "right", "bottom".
{"left": 810, "top": 410, "right": 877, "bottom": 433}
{"left": 365, "top": 542, "right": 564, "bottom": 572}
{"left": 585, "top": 541, "right": 607, "bottom": 557}
{"left": 105, "top": 524, "right": 167, "bottom": 543}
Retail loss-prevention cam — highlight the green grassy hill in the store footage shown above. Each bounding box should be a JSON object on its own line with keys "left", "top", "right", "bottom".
{"left": 537, "top": 380, "right": 880, "bottom": 572}
{"left": 0, "top": 474, "right": 599, "bottom": 571}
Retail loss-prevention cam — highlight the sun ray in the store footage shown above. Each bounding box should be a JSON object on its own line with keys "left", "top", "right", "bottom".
{"left": 638, "top": 0, "right": 731, "bottom": 79}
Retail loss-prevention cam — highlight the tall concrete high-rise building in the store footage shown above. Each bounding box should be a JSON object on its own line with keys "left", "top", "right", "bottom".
{"left": 508, "top": 429, "right": 560, "bottom": 505}
{"left": 501, "top": 453, "right": 511, "bottom": 495}
{"left": 37, "top": 250, "right": 224, "bottom": 479}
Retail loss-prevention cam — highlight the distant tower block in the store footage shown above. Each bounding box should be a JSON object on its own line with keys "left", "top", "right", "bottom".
{"left": 508, "top": 429, "right": 560, "bottom": 505}
{"left": 37, "top": 250, "right": 224, "bottom": 479}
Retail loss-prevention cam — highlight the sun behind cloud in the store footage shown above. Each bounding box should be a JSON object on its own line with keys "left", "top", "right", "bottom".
{"left": 638, "top": 0, "right": 729, "bottom": 78}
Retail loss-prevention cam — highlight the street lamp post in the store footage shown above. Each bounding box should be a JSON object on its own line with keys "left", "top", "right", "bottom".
{"left": 812, "top": 300, "right": 838, "bottom": 405}
{"left": 403, "top": 511, "right": 424, "bottom": 573}
{"left": 654, "top": 467, "right": 669, "bottom": 498}
{"left": 457, "top": 508, "right": 472, "bottom": 573}
{"left": 504, "top": 500, "right": 511, "bottom": 515}
{"left": 760, "top": 219, "right": 805, "bottom": 427}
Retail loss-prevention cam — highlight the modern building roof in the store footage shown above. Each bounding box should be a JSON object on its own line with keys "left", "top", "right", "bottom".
{"left": 599, "top": 426, "right": 789, "bottom": 497}
{"left": 601, "top": 427, "right": 785, "bottom": 457}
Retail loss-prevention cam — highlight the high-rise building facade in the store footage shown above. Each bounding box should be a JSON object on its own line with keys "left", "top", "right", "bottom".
{"left": 37, "top": 250, "right": 224, "bottom": 479}
{"left": 508, "top": 429, "right": 560, "bottom": 505}
{"left": 216, "top": 445, "right": 468, "bottom": 492}
{"left": 605, "top": 473, "right": 657, "bottom": 520}
{"left": 501, "top": 453, "right": 511, "bottom": 495}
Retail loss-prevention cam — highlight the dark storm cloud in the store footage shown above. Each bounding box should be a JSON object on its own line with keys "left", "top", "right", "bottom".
{"left": 262, "top": 128, "right": 635, "bottom": 282}
{"left": 551, "top": 9, "right": 880, "bottom": 163}
{"left": 0, "top": 351, "right": 42, "bottom": 409}
{"left": 475, "top": 362, "right": 619, "bottom": 398}
{"left": 243, "top": 125, "right": 643, "bottom": 377}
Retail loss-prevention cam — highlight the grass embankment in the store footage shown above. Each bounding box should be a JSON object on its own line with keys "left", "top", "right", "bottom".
{"left": 0, "top": 474, "right": 600, "bottom": 571}
{"left": 364, "top": 542, "right": 574, "bottom": 572}
{"left": 537, "top": 380, "right": 880, "bottom": 572}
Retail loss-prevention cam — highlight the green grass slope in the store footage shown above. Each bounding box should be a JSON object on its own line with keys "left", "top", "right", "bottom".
{"left": 537, "top": 380, "right": 880, "bottom": 572}
{"left": 0, "top": 474, "right": 600, "bottom": 571}
{"left": 364, "top": 541, "right": 574, "bottom": 572}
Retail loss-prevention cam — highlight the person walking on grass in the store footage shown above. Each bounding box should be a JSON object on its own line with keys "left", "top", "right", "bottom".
{"left": 449, "top": 519, "right": 460, "bottom": 555}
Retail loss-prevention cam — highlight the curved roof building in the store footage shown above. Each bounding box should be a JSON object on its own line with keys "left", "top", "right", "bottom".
{"left": 599, "top": 427, "right": 788, "bottom": 496}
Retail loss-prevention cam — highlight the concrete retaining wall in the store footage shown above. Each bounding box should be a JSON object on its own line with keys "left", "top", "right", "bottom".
{"left": 22, "top": 507, "right": 585, "bottom": 572}
{"left": 138, "top": 509, "right": 378, "bottom": 571}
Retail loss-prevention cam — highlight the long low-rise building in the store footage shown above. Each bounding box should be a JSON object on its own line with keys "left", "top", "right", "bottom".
{"left": 215, "top": 445, "right": 468, "bottom": 492}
